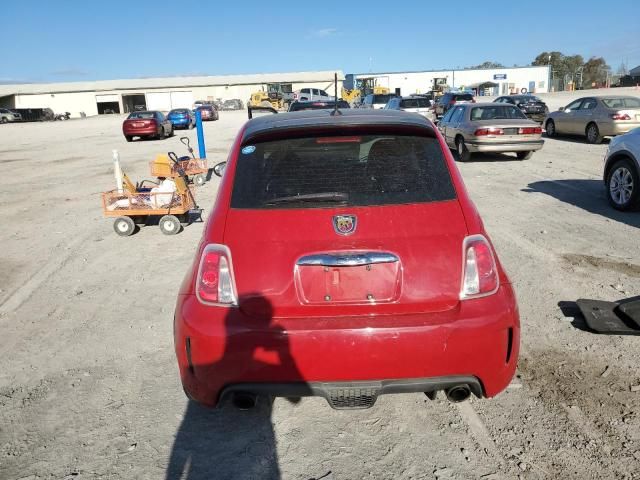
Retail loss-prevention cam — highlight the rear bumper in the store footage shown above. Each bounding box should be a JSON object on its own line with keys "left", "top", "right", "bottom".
{"left": 170, "top": 118, "right": 191, "bottom": 127}
{"left": 123, "top": 126, "right": 157, "bottom": 136}
{"left": 174, "top": 284, "right": 520, "bottom": 408}
{"left": 600, "top": 121, "right": 640, "bottom": 136}
{"left": 467, "top": 139, "right": 544, "bottom": 153}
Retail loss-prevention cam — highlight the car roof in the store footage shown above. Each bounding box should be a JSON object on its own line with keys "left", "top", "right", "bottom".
{"left": 242, "top": 109, "right": 434, "bottom": 143}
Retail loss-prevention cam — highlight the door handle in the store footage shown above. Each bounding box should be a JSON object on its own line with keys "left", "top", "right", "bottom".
{"left": 297, "top": 252, "right": 399, "bottom": 267}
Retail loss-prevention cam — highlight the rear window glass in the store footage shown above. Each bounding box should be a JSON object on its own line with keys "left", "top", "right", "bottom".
{"left": 601, "top": 97, "right": 640, "bottom": 108}
{"left": 231, "top": 134, "right": 456, "bottom": 209}
{"left": 127, "top": 112, "right": 155, "bottom": 119}
{"left": 400, "top": 98, "right": 431, "bottom": 108}
{"left": 454, "top": 94, "right": 474, "bottom": 101}
{"left": 169, "top": 109, "right": 189, "bottom": 114}
{"left": 470, "top": 105, "right": 527, "bottom": 121}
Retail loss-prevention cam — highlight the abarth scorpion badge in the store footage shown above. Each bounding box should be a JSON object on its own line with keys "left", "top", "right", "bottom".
{"left": 333, "top": 215, "right": 357, "bottom": 236}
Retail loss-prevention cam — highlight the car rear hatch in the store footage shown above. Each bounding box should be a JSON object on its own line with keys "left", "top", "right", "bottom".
{"left": 223, "top": 130, "right": 468, "bottom": 318}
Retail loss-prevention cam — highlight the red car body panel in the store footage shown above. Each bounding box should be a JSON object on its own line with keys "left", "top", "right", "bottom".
{"left": 174, "top": 113, "right": 520, "bottom": 408}
{"left": 122, "top": 119, "right": 159, "bottom": 137}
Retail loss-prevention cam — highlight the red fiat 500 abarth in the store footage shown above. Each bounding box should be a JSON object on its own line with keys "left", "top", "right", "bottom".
{"left": 174, "top": 109, "right": 519, "bottom": 410}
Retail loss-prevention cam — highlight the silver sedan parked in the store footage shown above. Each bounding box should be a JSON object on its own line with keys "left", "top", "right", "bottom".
{"left": 603, "top": 127, "right": 640, "bottom": 211}
{"left": 545, "top": 96, "right": 640, "bottom": 144}
{"left": 437, "top": 102, "right": 544, "bottom": 161}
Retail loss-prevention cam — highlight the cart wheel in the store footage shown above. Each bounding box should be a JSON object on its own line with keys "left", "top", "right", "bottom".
{"left": 113, "top": 216, "right": 135, "bottom": 236}
{"left": 159, "top": 215, "right": 182, "bottom": 235}
{"left": 193, "top": 173, "right": 206, "bottom": 186}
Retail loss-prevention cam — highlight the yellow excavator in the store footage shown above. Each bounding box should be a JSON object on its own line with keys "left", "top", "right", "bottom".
{"left": 249, "top": 83, "right": 295, "bottom": 110}
{"left": 341, "top": 75, "right": 390, "bottom": 105}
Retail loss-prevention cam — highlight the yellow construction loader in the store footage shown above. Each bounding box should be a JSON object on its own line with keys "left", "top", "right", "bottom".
{"left": 249, "top": 83, "right": 294, "bottom": 110}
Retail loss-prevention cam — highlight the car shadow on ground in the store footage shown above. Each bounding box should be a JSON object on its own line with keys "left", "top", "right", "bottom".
{"left": 523, "top": 179, "right": 640, "bottom": 229}
{"left": 166, "top": 295, "right": 302, "bottom": 480}
{"left": 542, "top": 133, "right": 611, "bottom": 145}
{"left": 454, "top": 151, "right": 523, "bottom": 163}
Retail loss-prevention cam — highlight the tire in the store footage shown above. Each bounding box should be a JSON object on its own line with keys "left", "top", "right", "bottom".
{"left": 606, "top": 158, "right": 639, "bottom": 211}
{"left": 113, "top": 216, "right": 136, "bottom": 236}
{"left": 545, "top": 119, "right": 556, "bottom": 137}
{"left": 159, "top": 215, "right": 182, "bottom": 235}
{"left": 455, "top": 136, "right": 471, "bottom": 162}
{"left": 193, "top": 173, "right": 206, "bottom": 187}
{"left": 516, "top": 151, "right": 533, "bottom": 160}
{"left": 586, "top": 123, "right": 603, "bottom": 144}
{"left": 125, "top": 136, "right": 133, "bottom": 142}
{"left": 1, "top": 117, "right": 7, "bottom": 124}
{"left": 167, "top": 127, "right": 174, "bottom": 138}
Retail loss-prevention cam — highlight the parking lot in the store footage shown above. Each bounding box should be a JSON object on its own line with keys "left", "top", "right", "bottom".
{"left": 1, "top": 108, "right": 639, "bottom": 480}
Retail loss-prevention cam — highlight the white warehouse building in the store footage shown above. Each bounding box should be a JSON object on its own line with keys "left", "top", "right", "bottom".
{"left": 0, "top": 70, "right": 345, "bottom": 118}
{"left": 349, "top": 65, "right": 550, "bottom": 97}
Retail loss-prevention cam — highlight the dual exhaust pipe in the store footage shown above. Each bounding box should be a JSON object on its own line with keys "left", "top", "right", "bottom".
{"left": 230, "top": 385, "right": 472, "bottom": 410}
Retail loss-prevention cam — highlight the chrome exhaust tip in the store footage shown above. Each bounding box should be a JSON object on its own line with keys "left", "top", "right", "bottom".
{"left": 445, "top": 385, "right": 471, "bottom": 403}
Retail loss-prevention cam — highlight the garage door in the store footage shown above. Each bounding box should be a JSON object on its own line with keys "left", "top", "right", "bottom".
{"left": 96, "top": 94, "right": 119, "bottom": 103}
{"left": 146, "top": 92, "right": 171, "bottom": 111}
{"left": 170, "top": 91, "right": 193, "bottom": 109}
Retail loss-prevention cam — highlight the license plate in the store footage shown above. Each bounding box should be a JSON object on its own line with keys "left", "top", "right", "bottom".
{"left": 503, "top": 128, "right": 518, "bottom": 135}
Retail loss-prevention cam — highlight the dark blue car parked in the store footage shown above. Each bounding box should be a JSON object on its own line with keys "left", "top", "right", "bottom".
{"left": 167, "top": 109, "right": 195, "bottom": 129}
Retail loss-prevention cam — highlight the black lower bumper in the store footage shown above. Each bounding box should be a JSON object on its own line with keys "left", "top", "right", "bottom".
{"left": 219, "top": 376, "right": 484, "bottom": 410}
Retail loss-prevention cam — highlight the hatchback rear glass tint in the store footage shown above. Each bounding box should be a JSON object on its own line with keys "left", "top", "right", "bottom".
{"left": 602, "top": 97, "right": 640, "bottom": 109}
{"left": 400, "top": 98, "right": 431, "bottom": 108}
{"left": 231, "top": 134, "right": 456, "bottom": 209}
{"left": 470, "top": 105, "right": 527, "bottom": 121}
{"left": 127, "top": 112, "right": 155, "bottom": 119}
{"left": 454, "top": 94, "right": 474, "bottom": 101}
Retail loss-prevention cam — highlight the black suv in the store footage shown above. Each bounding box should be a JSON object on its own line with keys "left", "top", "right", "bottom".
{"left": 493, "top": 95, "right": 548, "bottom": 123}
{"left": 434, "top": 92, "right": 475, "bottom": 118}
{"left": 288, "top": 100, "right": 351, "bottom": 112}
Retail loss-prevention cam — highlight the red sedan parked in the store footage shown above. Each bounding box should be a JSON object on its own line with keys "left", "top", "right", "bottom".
{"left": 174, "top": 109, "right": 520, "bottom": 410}
{"left": 122, "top": 111, "right": 173, "bottom": 142}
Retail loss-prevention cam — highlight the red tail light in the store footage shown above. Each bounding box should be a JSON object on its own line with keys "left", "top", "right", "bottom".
{"left": 196, "top": 245, "right": 237, "bottom": 305}
{"left": 449, "top": 100, "right": 456, "bottom": 105}
{"left": 611, "top": 113, "right": 631, "bottom": 120}
{"left": 518, "top": 127, "right": 542, "bottom": 134}
{"left": 474, "top": 128, "right": 504, "bottom": 136}
{"left": 460, "top": 235, "right": 499, "bottom": 299}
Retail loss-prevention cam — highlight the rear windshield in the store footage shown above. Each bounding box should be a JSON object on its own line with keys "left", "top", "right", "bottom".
{"left": 470, "top": 105, "right": 527, "bottom": 121}
{"left": 127, "top": 112, "right": 155, "bottom": 119}
{"left": 601, "top": 97, "right": 640, "bottom": 109}
{"left": 513, "top": 95, "right": 542, "bottom": 103}
{"left": 454, "top": 94, "right": 474, "bottom": 101}
{"left": 400, "top": 98, "right": 431, "bottom": 108}
{"left": 373, "top": 94, "right": 396, "bottom": 104}
{"left": 231, "top": 134, "right": 456, "bottom": 209}
{"left": 169, "top": 109, "right": 189, "bottom": 114}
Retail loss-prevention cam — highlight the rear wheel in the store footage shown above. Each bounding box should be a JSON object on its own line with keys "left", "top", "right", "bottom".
{"left": 606, "top": 158, "right": 639, "bottom": 211}
{"left": 1, "top": 117, "right": 7, "bottom": 124}
{"left": 113, "top": 216, "right": 136, "bottom": 236}
{"left": 159, "top": 215, "right": 182, "bottom": 235}
{"left": 125, "top": 135, "right": 133, "bottom": 142}
{"left": 545, "top": 119, "right": 556, "bottom": 137}
{"left": 586, "top": 123, "right": 603, "bottom": 144}
{"left": 516, "top": 151, "right": 533, "bottom": 160}
{"left": 158, "top": 127, "right": 165, "bottom": 140}
{"left": 456, "top": 136, "right": 471, "bottom": 162}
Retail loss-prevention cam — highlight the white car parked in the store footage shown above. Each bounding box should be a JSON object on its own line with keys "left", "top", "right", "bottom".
{"left": 293, "top": 88, "right": 333, "bottom": 102}
{"left": 604, "top": 127, "right": 640, "bottom": 210}
{"left": 384, "top": 96, "right": 434, "bottom": 120}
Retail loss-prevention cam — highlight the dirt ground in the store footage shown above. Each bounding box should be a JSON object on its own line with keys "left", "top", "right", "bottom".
{"left": 1, "top": 108, "right": 639, "bottom": 480}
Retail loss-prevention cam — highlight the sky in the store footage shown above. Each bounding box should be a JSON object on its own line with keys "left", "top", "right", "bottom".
{"left": 2, "top": 0, "right": 640, "bottom": 84}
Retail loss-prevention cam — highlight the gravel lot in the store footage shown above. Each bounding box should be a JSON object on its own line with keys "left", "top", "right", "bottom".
{"left": 1, "top": 106, "right": 639, "bottom": 480}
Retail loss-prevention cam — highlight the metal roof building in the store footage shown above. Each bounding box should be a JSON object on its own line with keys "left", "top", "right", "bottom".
{"left": 0, "top": 70, "right": 345, "bottom": 117}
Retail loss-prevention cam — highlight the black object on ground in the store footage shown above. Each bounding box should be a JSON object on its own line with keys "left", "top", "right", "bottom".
{"left": 575, "top": 297, "right": 640, "bottom": 335}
